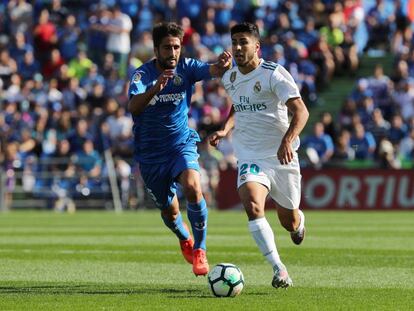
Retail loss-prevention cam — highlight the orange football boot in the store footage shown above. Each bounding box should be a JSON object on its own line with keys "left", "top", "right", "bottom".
{"left": 179, "top": 223, "right": 194, "bottom": 264}
{"left": 192, "top": 248, "right": 209, "bottom": 276}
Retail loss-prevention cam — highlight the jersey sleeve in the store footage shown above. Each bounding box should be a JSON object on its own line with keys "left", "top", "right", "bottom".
{"left": 270, "top": 65, "right": 301, "bottom": 105}
{"left": 128, "top": 70, "right": 147, "bottom": 99}
{"left": 185, "top": 58, "right": 211, "bottom": 83}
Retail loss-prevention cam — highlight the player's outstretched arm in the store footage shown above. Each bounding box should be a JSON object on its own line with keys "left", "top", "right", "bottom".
{"left": 277, "top": 97, "right": 309, "bottom": 165}
{"left": 209, "top": 51, "right": 232, "bottom": 78}
{"left": 209, "top": 106, "right": 235, "bottom": 147}
{"left": 128, "top": 69, "right": 174, "bottom": 116}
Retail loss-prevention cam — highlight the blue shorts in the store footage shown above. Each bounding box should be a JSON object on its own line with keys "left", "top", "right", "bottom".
{"left": 139, "top": 141, "right": 200, "bottom": 210}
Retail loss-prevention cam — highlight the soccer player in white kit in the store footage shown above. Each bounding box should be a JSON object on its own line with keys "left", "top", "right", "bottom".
{"left": 209, "top": 22, "right": 309, "bottom": 288}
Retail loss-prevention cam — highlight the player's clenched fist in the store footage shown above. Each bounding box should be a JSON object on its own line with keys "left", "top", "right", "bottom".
{"left": 154, "top": 69, "right": 175, "bottom": 92}
{"left": 209, "top": 130, "right": 227, "bottom": 147}
{"left": 217, "top": 51, "right": 233, "bottom": 69}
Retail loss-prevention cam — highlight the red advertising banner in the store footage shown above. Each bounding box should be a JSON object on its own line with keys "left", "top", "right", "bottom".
{"left": 216, "top": 168, "right": 414, "bottom": 210}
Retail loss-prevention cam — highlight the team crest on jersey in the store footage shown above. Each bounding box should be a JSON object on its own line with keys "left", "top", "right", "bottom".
{"left": 240, "top": 175, "right": 246, "bottom": 181}
{"left": 230, "top": 71, "right": 237, "bottom": 83}
{"left": 133, "top": 73, "right": 141, "bottom": 82}
{"left": 254, "top": 81, "right": 261, "bottom": 93}
{"left": 173, "top": 74, "right": 183, "bottom": 86}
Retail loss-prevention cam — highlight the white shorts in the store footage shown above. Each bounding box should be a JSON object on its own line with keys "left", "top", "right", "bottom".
{"left": 237, "top": 156, "right": 301, "bottom": 210}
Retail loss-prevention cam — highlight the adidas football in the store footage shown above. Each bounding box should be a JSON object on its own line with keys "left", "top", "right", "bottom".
{"left": 207, "top": 263, "right": 244, "bottom": 297}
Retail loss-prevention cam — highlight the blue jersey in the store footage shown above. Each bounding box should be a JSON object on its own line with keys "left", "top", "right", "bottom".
{"left": 128, "top": 58, "right": 211, "bottom": 164}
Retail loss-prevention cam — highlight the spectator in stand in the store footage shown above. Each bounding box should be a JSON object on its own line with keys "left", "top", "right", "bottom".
{"left": 106, "top": 105, "right": 133, "bottom": 156}
{"left": 86, "top": 82, "right": 106, "bottom": 113}
{"left": 62, "top": 77, "right": 86, "bottom": 111}
{"left": 350, "top": 123, "right": 376, "bottom": 160}
{"left": 67, "top": 49, "right": 93, "bottom": 80}
{"left": 365, "top": 0, "right": 395, "bottom": 52}
{"left": 309, "top": 34, "right": 335, "bottom": 88}
{"left": 177, "top": 0, "right": 203, "bottom": 31}
{"left": 87, "top": 4, "right": 110, "bottom": 67}
{"left": 302, "top": 122, "right": 334, "bottom": 168}
{"left": 104, "top": 5, "right": 132, "bottom": 78}
{"left": 54, "top": 110, "right": 72, "bottom": 141}
{"left": 66, "top": 118, "right": 93, "bottom": 153}
{"left": 5, "top": 74, "right": 22, "bottom": 102}
{"left": 367, "top": 64, "right": 392, "bottom": 113}
{"left": 0, "top": 50, "right": 18, "bottom": 87}
{"left": 42, "top": 48, "right": 65, "bottom": 79}
{"left": 57, "top": 14, "right": 81, "bottom": 62}
{"left": 340, "top": 29, "right": 359, "bottom": 75}
{"left": 391, "top": 59, "right": 411, "bottom": 85}
{"left": 332, "top": 129, "right": 355, "bottom": 162}
{"left": 388, "top": 114, "right": 408, "bottom": 144}
{"left": 7, "top": 0, "right": 33, "bottom": 36}
{"left": 207, "top": 0, "right": 234, "bottom": 34}
{"left": 399, "top": 128, "right": 414, "bottom": 162}
{"left": 296, "top": 17, "right": 319, "bottom": 50}
{"left": 33, "top": 9, "right": 57, "bottom": 65}
{"left": 392, "top": 81, "right": 414, "bottom": 121}
{"left": 367, "top": 108, "right": 391, "bottom": 144}
{"left": 18, "top": 50, "right": 41, "bottom": 81}
{"left": 320, "top": 112, "right": 338, "bottom": 143}
{"left": 49, "top": 0, "right": 69, "bottom": 27}
{"left": 319, "top": 14, "right": 345, "bottom": 74}
{"left": 357, "top": 95, "right": 375, "bottom": 125}
{"left": 9, "top": 31, "right": 33, "bottom": 65}
{"left": 201, "top": 22, "right": 223, "bottom": 53}
{"left": 17, "top": 127, "right": 37, "bottom": 167}
{"left": 80, "top": 64, "right": 105, "bottom": 95}
{"left": 73, "top": 138, "right": 103, "bottom": 194}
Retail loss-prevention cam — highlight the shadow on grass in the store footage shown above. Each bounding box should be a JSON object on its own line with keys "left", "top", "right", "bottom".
{"left": 0, "top": 284, "right": 268, "bottom": 298}
{"left": 0, "top": 284, "right": 201, "bottom": 296}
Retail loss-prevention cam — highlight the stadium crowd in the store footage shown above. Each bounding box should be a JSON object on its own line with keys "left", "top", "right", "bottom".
{"left": 0, "top": 0, "right": 413, "bottom": 210}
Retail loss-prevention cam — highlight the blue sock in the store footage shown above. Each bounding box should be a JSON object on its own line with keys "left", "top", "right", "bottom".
{"left": 161, "top": 212, "right": 189, "bottom": 241}
{"left": 187, "top": 198, "right": 208, "bottom": 250}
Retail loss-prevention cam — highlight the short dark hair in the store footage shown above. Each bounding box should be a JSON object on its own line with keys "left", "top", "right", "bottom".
{"left": 152, "top": 22, "right": 184, "bottom": 48}
{"left": 230, "top": 22, "right": 260, "bottom": 41}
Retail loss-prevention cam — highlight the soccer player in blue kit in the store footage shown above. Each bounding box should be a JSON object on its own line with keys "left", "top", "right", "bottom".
{"left": 128, "top": 22, "right": 232, "bottom": 276}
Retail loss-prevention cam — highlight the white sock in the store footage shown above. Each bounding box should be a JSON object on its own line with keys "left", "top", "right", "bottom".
{"left": 248, "top": 217, "right": 282, "bottom": 269}
{"left": 293, "top": 209, "right": 305, "bottom": 233}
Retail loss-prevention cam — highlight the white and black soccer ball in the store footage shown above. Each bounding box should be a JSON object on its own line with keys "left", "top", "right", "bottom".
{"left": 207, "top": 263, "right": 244, "bottom": 297}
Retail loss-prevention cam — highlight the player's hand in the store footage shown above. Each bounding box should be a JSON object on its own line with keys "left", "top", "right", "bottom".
{"left": 277, "top": 140, "right": 294, "bottom": 165}
{"left": 154, "top": 69, "right": 175, "bottom": 92}
{"left": 217, "top": 51, "right": 232, "bottom": 69}
{"left": 209, "top": 130, "right": 227, "bottom": 147}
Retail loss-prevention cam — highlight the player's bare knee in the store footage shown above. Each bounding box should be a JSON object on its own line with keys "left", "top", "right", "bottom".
{"left": 182, "top": 183, "right": 202, "bottom": 202}
{"left": 245, "top": 202, "right": 263, "bottom": 219}
{"left": 161, "top": 209, "right": 179, "bottom": 221}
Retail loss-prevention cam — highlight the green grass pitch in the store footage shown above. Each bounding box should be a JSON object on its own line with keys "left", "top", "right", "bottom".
{"left": 0, "top": 210, "right": 413, "bottom": 310}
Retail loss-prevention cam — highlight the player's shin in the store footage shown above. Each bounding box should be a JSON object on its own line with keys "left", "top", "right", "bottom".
{"left": 187, "top": 198, "right": 208, "bottom": 250}
{"left": 161, "top": 212, "right": 190, "bottom": 240}
{"left": 248, "top": 217, "right": 283, "bottom": 268}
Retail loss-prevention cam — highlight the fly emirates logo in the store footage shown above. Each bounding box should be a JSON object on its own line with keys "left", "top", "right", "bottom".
{"left": 233, "top": 95, "right": 267, "bottom": 112}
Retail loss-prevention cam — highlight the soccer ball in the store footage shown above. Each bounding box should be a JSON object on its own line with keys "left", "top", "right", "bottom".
{"left": 207, "top": 263, "right": 244, "bottom": 297}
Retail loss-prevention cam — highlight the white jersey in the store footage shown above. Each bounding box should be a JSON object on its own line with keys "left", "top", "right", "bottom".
{"left": 221, "top": 59, "right": 301, "bottom": 160}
